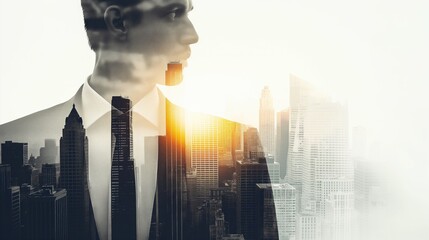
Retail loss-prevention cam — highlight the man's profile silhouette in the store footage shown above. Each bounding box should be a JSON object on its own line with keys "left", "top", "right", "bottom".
{"left": 81, "top": 0, "right": 198, "bottom": 102}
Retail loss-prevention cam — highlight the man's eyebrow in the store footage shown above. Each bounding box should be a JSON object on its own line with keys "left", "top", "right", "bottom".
{"left": 153, "top": 3, "right": 188, "bottom": 15}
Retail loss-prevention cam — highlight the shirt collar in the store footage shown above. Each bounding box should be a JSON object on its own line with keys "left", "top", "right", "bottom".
{"left": 79, "top": 77, "right": 162, "bottom": 129}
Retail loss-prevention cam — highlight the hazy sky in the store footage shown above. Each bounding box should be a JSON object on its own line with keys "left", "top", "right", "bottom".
{"left": 0, "top": 0, "right": 428, "bottom": 130}
{"left": 0, "top": 1, "right": 429, "bottom": 238}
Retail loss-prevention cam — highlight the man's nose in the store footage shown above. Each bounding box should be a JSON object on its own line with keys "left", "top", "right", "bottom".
{"left": 180, "top": 19, "right": 199, "bottom": 45}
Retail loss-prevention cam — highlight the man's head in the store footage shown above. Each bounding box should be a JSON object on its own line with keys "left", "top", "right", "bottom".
{"left": 81, "top": 0, "right": 198, "bottom": 64}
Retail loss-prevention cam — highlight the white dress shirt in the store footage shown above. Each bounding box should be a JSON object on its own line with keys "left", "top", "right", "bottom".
{"left": 74, "top": 79, "right": 166, "bottom": 240}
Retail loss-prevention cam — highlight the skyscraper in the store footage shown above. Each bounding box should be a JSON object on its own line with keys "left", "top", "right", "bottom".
{"left": 40, "top": 163, "right": 59, "bottom": 187}
{"left": 25, "top": 186, "right": 67, "bottom": 240}
{"left": 151, "top": 63, "right": 188, "bottom": 240}
{"left": 20, "top": 183, "right": 34, "bottom": 237}
{"left": 59, "top": 105, "right": 90, "bottom": 240}
{"left": 0, "top": 164, "right": 21, "bottom": 240}
{"left": 255, "top": 184, "right": 279, "bottom": 240}
{"left": 286, "top": 75, "right": 317, "bottom": 193}
{"left": 111, "top": 96, "right": 136, "bottom": 240}
{"left": 296, "top": 213, "right": 321, "bottom": 240}
{"left": 39, "top": 139, "right": 59, "bottom": 165}
{"left": 286, "top": 75, "right": 312, "bottom": 192}
{"left": 222, "top": 191, "right": 237, "bottom": 234}
{"left": 21, "top": 164, "right": 34, "bottom": 185}
{"left": 288, "top": 76, "right": 354, "bottom": 240}
{"left": 324, "top": 192, "right": 354, "bottom": 240}
{"left": 256, "top": 183, "right": 297, "bottom": 240}
{"left": 259, "top": 86, "right": 275, "bottom": 156}
{"left": 300, "top": 100, "right": 353, "bottom": 217}
{"left": 0, "top": 164, "right": 11, "bottom": 192}
{"left": 189, "top": 112, "right": 219, "bottom": 203}
{"left": 1, "top": 141, "right": 28, "bottom": 185}
{"left": 218, "top": 119, "right": 236, "bottom": 167}
{"left": 276, "top": 109, "right": 289, "bottom": 179}
{"left": 354, "top": 160, "right": 386, "bottom": 239}
{"left": 236, "top": 159, "right": 278, "bottom": 240}
{"left": 243, "top": 127, "right": 264, "bottom": 160}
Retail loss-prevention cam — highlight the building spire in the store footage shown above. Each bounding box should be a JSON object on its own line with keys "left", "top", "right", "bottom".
{"left": 65, "top": 103, "right": 83, "bottom": 125}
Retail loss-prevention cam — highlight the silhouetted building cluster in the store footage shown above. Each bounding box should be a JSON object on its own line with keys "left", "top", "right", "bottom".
{"left": 24, "top": 186, "right": 68, "bottom": 240}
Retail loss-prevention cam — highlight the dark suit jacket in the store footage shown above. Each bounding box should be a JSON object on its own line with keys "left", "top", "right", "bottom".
{"left": 0, "top": 85, "right": 278, "bottom": 240}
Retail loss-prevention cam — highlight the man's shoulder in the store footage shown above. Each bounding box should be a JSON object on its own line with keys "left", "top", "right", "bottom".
{"left": 0, "top": 100, "right": 75, "bottom": 154}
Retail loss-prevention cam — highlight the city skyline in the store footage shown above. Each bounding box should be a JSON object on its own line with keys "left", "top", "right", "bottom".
{"left": 0, "top": 77, "right": 407, "bottom": 240}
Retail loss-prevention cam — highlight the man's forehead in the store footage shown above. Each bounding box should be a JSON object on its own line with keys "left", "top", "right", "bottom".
{"left": 137, "top": 0, "right": 192, "bottom": 10}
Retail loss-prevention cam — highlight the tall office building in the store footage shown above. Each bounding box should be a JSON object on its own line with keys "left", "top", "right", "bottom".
{"left": 276, "top": 109, "right": 289, "bottom": 179}
{"left": 288, "top": 76, "right": 354, "bottom": 240}
{"left": 212, "top": 209, "right": 226, "bottom": 240}
{"left": 300, "top": 100, "right": 353, "bottom": 217}
{"left": 40, "top": 163, "right": 59, "bottom": 187}
{"left": 110, "top": 96, "right": 136, "bottom": 240}
{"left": 0, "top": 164, "right": 11, "bottom": 192}
{"left": 21, "top": 164, "right": 34, "bottom": 185}
{"left": 259, "top": 86, "right": 275, "bottom": 156}
{"left": 151, "top": 63, "right": 188, "bottom": 240}
{"left": 354, "top": 160, "right": 386, "bottom": 239}
{"left": 267, "top": 161, "right": 281, "bottom": 184}
{"left": 222, "top": 191, "right": 237, "bottom": 234}
{"left": 25, "top": 186, "right": 67, "bottom": 240}
{"left": 39, "top": 139, "right": 59, "bottom": 165}
{"left": 218, "top": 119, "right": 237, "bottom": 167}
{"left": 0, "top": 164, "right": 21, "bottom": 240}
{"left": 243, "top": 127, "right": 264, "bottom": 160}
{"left": 324, "top": 192, "right": 354, "bottom": 240}
{"left": 296, "top": 213, "right": 322, "bottom": 240}
{"left": 20, "top": 183, "right": 34, "bottom": 236}
{"left": 185, "top": 168, "right": 198, "bottom": 228}
{"left": 255, "top": 183, "right": 278, "bottom": 240}
{"left": 236, "top": 159, "right": 278, "bottom": 240}
{"left": 1, "top": 141, "right": 28, "bottom": 185}
{"left": 256, "top": 183, "right": 296, "bottom": 240}
{"left": 59, "top": 105, "right": 90, "bottom": 240}
{"left": 189, "top": 112, "right": 219, "bottom": 202}
{"left": 230, "top": 123, "right": 243, "bottom": 169}
{"left": 286, "top": 75, "right": 318, "bottom": 192}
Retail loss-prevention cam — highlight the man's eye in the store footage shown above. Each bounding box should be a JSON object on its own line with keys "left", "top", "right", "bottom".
{"left": 167, "top": 11, "right": 177, "bottom": 21}
{"left": 164, "top": 8, "right": 185, "bottom": 21}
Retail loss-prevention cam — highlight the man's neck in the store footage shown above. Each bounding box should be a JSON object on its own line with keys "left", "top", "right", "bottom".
{"left": 89, "top": 49, "right": 166, "bottom": 104}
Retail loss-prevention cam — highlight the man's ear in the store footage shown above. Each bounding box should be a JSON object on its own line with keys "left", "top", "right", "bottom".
{"left": 104, "top": 5, "right": 127, "bottom": 39}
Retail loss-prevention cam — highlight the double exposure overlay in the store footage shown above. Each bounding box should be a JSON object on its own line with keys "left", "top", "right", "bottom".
{"left": 1, "top": 1, "right": 428, "bottom": 240}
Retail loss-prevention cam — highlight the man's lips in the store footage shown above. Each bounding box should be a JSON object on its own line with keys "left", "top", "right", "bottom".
{"left": 171, "top": 47, "right": 192, "bottom": 62}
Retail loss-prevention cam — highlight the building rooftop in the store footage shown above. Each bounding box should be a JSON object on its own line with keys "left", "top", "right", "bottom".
{"left": 29, "top": 186, "right": 66, "bottom": 198}
{"left": 256, "top": 183, "right": 296, "bottom": 190}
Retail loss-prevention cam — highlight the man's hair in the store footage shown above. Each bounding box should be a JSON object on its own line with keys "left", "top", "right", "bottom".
{"left": 81, "top": 0, "right": 143, "bottom": 50}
